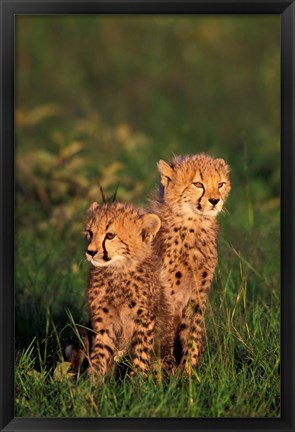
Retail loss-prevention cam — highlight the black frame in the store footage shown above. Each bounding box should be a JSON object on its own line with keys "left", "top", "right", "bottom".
{"left": 1, "top": 1, "right": 294, "bottom": 431}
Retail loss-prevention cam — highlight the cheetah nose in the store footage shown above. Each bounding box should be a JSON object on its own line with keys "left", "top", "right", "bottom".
{"left": 86, "top": 249, "right": 97, "bottom": 257}
{"left": 208, "top": 198, "right": 220, "bottom": 206}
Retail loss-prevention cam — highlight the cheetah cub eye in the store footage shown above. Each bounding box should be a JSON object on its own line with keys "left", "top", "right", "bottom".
{"left": 85, "top": 230, "right": 93, "bottom": 243}
{"left": 193, "top": 182, "right": 204, "bottom": 189}
{"left": 105, "top": 232, "right": 116, "bottom": 240}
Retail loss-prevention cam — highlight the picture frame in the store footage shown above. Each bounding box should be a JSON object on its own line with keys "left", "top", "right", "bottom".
{"left": 1, "top": 0, "right": 294, "bottom": 431}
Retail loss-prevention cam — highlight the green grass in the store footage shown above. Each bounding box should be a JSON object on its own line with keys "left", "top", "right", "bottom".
{"left": 15, "top": 224, "right": 280, "bottom": 417}
{"left": 15, "top": 15, "right": 280, "bottom": 417}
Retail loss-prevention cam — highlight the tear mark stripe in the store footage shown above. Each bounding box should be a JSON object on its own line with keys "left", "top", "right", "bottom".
{"left": 102, "top": 238, "right": 110, "bottom": 262}
{"left": 197, "top": 185, "right": 206, "bottom": 206}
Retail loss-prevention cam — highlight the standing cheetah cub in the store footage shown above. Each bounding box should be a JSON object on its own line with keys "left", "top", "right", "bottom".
{"left": 84, "top": 202, "right": 167, "bottom": 378}
{"left": 152, "top": 153, "right": 231, "bottom": 374}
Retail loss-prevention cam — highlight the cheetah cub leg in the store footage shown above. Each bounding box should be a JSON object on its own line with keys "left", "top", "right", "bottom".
{"left": 89, "top": 306, "right": 121, "bottom": 378}
{"left": 179, "top": 300, "right": 206, "bottom": 374}
{"left": 130, "top": 308, "right": 155, "bottom": 377}
{"left": 160, "top": 325, "right": 178, "bottom": 375}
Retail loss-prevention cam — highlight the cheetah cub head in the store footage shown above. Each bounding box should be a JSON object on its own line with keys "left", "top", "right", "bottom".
{"left": 84, "top": 203, "right": 161, "bottom": 267}
{"left": 157, "top": 153, "right": 231, "bottom": 217}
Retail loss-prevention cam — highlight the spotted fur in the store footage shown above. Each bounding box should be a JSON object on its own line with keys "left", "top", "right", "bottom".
{"left": 152, "top": 153, "right": 231, "bottom": 374}
{"left": 84, "top": 202, "right": 170, "bottom": 378}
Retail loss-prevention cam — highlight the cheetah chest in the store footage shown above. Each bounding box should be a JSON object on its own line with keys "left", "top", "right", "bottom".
{"left": 162, "top": 231, "right": 215, "bottom": 313}
{"left": 117, "top": 303, "right": 136, "bottom": 349}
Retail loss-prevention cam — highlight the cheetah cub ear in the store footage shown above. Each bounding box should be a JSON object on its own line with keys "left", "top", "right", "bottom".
{"left": 157, "top": 160, "right": 174, "bottom": 187}
{"left": 89, "top": 202, "right": 100, "bottom": 212}
{"left": 140, "top": 214, "right": 161, "bottom": 243}
{"left": 215, "top": 158, "right": 230, "bottom": 173}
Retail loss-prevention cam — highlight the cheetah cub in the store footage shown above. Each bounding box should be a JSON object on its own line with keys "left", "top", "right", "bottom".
{"left": 84, "top": 202, "right": 167, "bottom": 378}
{"left": 152, "top": 153, "right": 231, "bottom": 374}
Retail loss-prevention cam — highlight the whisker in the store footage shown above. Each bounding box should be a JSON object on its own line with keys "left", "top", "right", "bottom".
{"left": 77, "top": 258, "right": 88, "bottom": 268}
{"left": 221, "top": 206, "right": 230, "bottom": 216}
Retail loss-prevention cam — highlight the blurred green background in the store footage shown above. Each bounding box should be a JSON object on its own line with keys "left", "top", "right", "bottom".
{"left": 16, "top": 15, "right": 280, "bottom": 224}
{"left": 15, "top": 16, "right": 280, "bottom": 417}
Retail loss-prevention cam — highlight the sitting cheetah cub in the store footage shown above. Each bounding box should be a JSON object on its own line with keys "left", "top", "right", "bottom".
{"left": 152, "top": 153, "right": 231, "bottom": 374}
{"left": 84, "top": 202, "right": 167, "bottom": 378}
